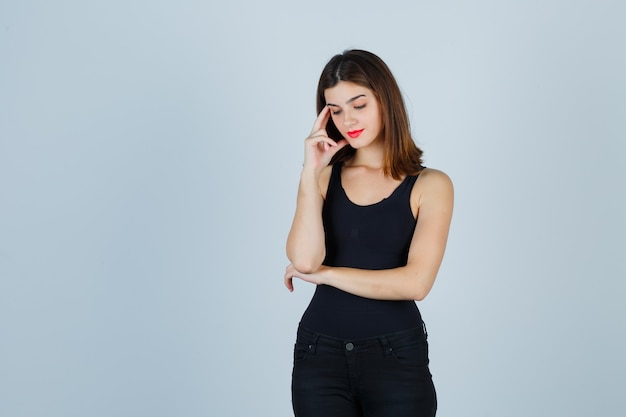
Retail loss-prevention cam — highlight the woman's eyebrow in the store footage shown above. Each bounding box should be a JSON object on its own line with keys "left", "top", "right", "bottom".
{"left": 326, "top": 94, "right": 366, "bottom": 107}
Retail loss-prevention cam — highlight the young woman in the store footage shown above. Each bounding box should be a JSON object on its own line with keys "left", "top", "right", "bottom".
{"left": 284, "top": 49, "right": 453, "bottom": 417}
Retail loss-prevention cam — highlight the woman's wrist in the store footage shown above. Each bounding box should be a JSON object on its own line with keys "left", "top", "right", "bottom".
{"left": 316, "top": 265, "right": 331, "bottom": 285}
{"left": 300, "top": 164, "right": 323, "bottom": 180}
{"left": 298, "top": 168, "right": 322, "bottom": 197}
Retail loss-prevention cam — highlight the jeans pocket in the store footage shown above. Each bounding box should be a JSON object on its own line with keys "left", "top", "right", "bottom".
{"left": 390, "top": 339, "right": 429, "bottom": 368}
{"left": 293, "top": 342, "right": 312, "bottom": 363}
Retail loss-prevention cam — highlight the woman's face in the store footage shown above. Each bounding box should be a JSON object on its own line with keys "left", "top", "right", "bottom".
{"left": 324, "top": 81, "right": 382, "bottom": 149}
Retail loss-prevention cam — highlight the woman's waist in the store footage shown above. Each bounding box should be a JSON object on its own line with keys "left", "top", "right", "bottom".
{"left": 299, "top": 285, "right": 422, "bottom": 339}
{"left": 295, "top": 323, "right": 427, "bottom": 353}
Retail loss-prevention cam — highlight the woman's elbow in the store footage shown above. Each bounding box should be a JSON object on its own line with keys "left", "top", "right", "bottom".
{"left": 292, "top": 259, "right": 323, "bottom": 274}
{"left": 288, "top": 250, "right": 325, "bottom": 274}
{"left": 412, "top": 289, "right": 429, "bottom": 302}
{"left": 408, "top": 274, "right": 436, "bottom": 301}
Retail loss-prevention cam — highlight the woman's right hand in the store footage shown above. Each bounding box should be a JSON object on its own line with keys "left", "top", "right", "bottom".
{"left": 287, "top": 107, "right": 343, "bottom": 270}
{"left": 303, "top": 106, "right": 348, "bottom": 173}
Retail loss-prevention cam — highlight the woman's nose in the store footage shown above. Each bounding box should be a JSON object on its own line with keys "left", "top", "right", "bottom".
{"left": 343, "top": 114, "right": 356, "bottom": 127}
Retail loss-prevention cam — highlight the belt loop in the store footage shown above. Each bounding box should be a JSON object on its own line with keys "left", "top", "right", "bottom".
{"left": 379, "top": 336, "right": 392, "bottom": 356}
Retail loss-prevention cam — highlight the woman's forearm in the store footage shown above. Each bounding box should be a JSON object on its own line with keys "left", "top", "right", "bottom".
{"left": 286, "top": 169, "right": 326, "bottom": 273}
{"left": 318, "top": 264, "right": 437, "bottom": 301}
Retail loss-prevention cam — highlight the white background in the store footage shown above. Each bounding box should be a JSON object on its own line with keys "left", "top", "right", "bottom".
{"left": 1, "top": 1, "right": 624, "bottom": 416}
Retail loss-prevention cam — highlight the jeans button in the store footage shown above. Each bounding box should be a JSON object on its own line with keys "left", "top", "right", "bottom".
{"left": 345, "top": 342, "right": 354, "bottom": 351}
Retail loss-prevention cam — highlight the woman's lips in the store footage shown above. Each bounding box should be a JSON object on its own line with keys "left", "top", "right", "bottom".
{"left": 348, "top": 129, "right": 364, "bottom": 138}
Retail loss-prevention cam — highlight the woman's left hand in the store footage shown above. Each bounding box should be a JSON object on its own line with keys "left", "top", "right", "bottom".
{"left": 284, "top": 263, "right": 325, "bottom": 292}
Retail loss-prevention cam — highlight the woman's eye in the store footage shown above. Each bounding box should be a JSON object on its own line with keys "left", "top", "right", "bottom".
{"left": 354, "top": 104, "right": 366, "bottom": 110}
{"left": 331, "top": 110, "right": 342, "bottom": 115}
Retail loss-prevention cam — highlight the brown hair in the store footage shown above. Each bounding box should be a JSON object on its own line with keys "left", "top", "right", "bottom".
{"left": 316, "top": 50, "right": 423, "bottom": 180}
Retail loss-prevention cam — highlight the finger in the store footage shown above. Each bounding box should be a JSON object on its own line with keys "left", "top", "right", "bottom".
{"left": 328, "top": 138, "right": 349, "bottom": 155}
{"left": 310, "top": 106, "right": 331, "bottom": 134}
{"left": 285, "top": 276, "right": 293, "bottom": 292}
{"left": 284, "top": 267, "right": 294, "bottom": 291}
{"left": 316, "top": 139, "right": 329, "bottom": 152}
{"left": 311, "top": 137, "right": 346, "bottom": 156}
{"left": 306, "top": 134, "right": 338, "bottom": 149}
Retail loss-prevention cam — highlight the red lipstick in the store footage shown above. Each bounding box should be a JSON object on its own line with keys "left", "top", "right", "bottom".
{"left": 348, "top": 129, "right": 364, "bottom": 138}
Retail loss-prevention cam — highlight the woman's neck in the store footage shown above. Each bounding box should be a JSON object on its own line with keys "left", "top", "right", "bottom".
{"left": 348, "top": 142, "right": 385, "bottom": 170}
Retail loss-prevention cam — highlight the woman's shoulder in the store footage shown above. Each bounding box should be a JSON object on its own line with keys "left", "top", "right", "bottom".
{"left": 411, "top": 167, "right": 454, "bottom": 205}
{"left": 416, "top": 167, "right": 452, "bottom": 185}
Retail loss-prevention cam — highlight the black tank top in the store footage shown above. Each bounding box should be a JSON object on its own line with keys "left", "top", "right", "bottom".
{"left": 299, "top": 162, "right": 423, "bottom": 339}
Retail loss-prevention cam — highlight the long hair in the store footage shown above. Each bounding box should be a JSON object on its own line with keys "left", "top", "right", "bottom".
{"left": 316, "top": 50, "right": 423, "bottom": 179}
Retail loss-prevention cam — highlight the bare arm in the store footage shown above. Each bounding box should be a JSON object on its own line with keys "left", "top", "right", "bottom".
{"left": 285, "top": 168, "right": 327, "bottom": 273}
{"left": 286, "top": 106, "right": 347, "bottom": 273}
{"left": 285, "top": 169, "right": 454, "bottom": 299}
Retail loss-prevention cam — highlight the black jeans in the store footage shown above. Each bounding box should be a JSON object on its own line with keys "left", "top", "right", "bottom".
{"left": 291, "top": 325, "right": 437, "bottom": 417}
